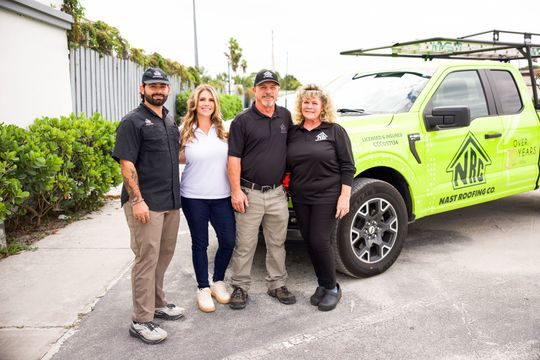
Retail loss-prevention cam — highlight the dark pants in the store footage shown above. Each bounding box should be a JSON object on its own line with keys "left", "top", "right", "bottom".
{"left": 181, "top": 197, "right": 236, "bottom": 288}
{"left": 293, "top": 202, "right": 337, "bottom": 289}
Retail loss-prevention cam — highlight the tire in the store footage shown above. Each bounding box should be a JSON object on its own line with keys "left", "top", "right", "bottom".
{"left": 333, "top": 178, "right": 408, "bottom": 278}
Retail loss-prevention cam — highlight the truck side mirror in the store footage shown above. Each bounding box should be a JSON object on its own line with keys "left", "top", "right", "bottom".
{"left": 425, "top": 106, "right": 471, "bottom": 131}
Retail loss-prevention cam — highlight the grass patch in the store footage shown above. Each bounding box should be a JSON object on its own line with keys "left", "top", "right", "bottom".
{"left": 0, "top": 241, "right": 36, "bottom": 259}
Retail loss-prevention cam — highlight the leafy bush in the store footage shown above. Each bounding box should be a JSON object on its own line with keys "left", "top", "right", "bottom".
{"left": 0, "top": 114, "right": 121, "bottom": 226}
{"left": 0, "top": 124, "right": 30, "bottom": 221}
{"left": 175, "top": 91, "right": 243, "bottom": 122}
{"left": 175, "top": 91, "right": 191, "bottom": 122}
{"left": 219, "top": 94, "right": 243, "bottom": 120}
{"left": 27, "top": 114, "right": 121, "bottom": 218}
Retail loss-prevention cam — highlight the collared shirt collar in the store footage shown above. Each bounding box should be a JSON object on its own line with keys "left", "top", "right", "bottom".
{"left": 299, "top": 120, "right": 332, "bottom": 131}
{"left": 193, "top": 123, "right": 216, "bottom": 135}
{"left": 140, "top": 102, "right": 169, "bottom": 120}
{"left": 251, "top": 102, "right": 279, "bottom": 119}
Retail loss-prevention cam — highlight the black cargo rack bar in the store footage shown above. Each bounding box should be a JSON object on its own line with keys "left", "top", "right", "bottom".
{"left": 340, "top": 30, "right": 540, "bottom": 109}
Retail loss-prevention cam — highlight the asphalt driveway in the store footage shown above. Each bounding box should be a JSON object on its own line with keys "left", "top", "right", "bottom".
{"left": 50, "top": 190, "right": 540, "bottom": 360}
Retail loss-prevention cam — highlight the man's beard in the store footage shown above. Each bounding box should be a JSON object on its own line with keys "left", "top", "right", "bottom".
{"left": 144, "top": 92, "right": 168, "bottom": 106}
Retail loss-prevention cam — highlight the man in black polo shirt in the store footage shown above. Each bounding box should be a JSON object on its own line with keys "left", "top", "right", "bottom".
{"left": 227, "top": 69, "right": 296, "bottom": 309}
{"left": 113, "top": 68, "right": 184, "bottom": 344}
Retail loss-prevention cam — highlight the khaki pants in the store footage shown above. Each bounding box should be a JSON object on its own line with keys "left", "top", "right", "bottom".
{"left": 124, "top": 205, "right": 180, "bottom": 322}
{"left": 230, "top": 186, "right": 289, "bottom": 291}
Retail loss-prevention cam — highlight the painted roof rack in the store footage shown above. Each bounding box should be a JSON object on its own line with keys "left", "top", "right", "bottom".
{"left": 341, "top": 30, "right": 540, "bottom": 109}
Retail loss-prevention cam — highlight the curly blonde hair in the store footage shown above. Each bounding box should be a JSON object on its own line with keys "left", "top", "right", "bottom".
{"left": 180, "top": 84, "right": 228, "bottom": 152}
{"left": 293, "top": 83, "right": 336, "bottom": 125}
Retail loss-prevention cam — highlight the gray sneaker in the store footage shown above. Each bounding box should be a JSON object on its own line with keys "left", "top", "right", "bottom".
{"left": 154, "top": 303, "right": 185, "bottom": 320}
{"left": 129, "top": 321, "right": 167, "bottom": 344}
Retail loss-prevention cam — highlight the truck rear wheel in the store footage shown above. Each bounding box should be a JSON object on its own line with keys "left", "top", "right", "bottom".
{"left": 333, "top": 178, "right": 408, "bottom": 277}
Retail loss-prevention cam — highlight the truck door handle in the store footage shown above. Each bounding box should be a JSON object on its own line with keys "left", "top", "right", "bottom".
{"left": 408, "top": 133, "right": 422, "bottom": 164}
{"left": 484, "top": 133, "right": 502, "bottom": 139}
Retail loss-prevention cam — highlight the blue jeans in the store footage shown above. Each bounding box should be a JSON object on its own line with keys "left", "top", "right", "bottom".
{"left": 181, "top": 197, "right": 236, "bottom": 289}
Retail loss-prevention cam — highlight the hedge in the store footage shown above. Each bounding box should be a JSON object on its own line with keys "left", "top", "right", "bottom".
{"left": 0, "top": 113, "right": 122, "bottom": 226}
{"left": 176, "top": 91, "right": 243, "bottom": 122}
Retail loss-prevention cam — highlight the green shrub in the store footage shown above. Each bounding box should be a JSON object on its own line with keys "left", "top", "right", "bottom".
{"left": 219, "top": 94, "right": 243, "bottom": 120}
{"left": 0, "top": 124, "right": 30, "bottom": 222}
{"left": 175, "top": 91, "right": 191, "bottom": 122}
{"left": 175, "top": 91, "right": 243, "bottom": 123}
{"left": 23, "top": 113, "right": 121, "bottom": 223}
{"left": 2, "top": 114, "right": 121, "bottom": 227}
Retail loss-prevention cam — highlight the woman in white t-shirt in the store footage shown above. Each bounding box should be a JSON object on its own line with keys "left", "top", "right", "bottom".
{"left": 180, "top": 84, "right": 236, "bottom": 313}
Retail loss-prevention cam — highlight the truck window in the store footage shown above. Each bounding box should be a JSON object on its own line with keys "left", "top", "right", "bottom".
{"left": 431, "top": 71, "right": 489, "bottom": 120}
{"left": 488, "top": 70, "right": 523, "bottom": 114}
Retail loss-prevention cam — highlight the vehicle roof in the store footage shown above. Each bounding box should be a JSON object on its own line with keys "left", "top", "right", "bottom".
{"left": 341, "top": 30, "right": 540, "bottom": 110}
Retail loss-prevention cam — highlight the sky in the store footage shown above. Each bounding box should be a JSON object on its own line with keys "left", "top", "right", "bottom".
{"left": 81, "top": 0, "right": 540, "bottom": 85}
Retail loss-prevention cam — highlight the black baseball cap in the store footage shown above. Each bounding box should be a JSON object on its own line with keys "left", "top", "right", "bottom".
{"left": 254, "top": 69, "right": 280, "bottom": 87}
{"left": 142, "top": 68, "right": 170, "bottom": 85}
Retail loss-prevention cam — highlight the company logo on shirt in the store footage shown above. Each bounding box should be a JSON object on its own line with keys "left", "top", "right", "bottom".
{"left": 280, "top": 123, "right": 287, "bottom": 133}
{"left": 315, "top": 131, "right": 328, "bottom": 141}
{"left": 144, "top": 119, "right": 154, "bottom": 126}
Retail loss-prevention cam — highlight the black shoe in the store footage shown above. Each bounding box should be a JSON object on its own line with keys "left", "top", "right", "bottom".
{"left": 229, "top": 287, "right": 248, "bottom": 310}
{"left": 267, "top": 286, "right": 296, "bottom": 305}
{"left": 318, "top": 284, "right": 342, "bottom": 311}
{"left": 310, "top": 286, "right": 326, "bottom": 306}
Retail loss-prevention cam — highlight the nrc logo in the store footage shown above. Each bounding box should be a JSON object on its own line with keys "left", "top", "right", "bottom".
{"left": 446, "top": 132, "right": 492, "bottom": 189}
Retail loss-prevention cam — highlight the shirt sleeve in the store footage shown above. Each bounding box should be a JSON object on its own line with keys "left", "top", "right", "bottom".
{"left": 334, "top": 124, "right": 356, "bottom": 186}
{"left": 227, "top": 117, "right": 244, "bottom": 158}
{"left": 112, "top": 117, "right": 141, "bottom": 164}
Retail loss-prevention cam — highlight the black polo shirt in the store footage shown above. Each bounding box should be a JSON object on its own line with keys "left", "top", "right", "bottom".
{"left": 286, "top": 122, "right": 355, "bottom": 204}
{"left": 228, "top": 103, "right": 292, "bottom": 186}
{"left": 112, "top": 103, "right": 181, "bottom": 211}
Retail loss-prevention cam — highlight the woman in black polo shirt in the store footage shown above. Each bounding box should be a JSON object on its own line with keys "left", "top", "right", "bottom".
{"left": 287, "top": 84, "right": 355, "bottom": 311}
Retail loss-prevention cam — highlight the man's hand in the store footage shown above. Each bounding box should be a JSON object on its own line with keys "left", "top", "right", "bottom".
{"left": 132, "top": 200, "right": 150, "bottom": 223}
{"left": 231, "top": 189, "right": 249, "bottom": 213}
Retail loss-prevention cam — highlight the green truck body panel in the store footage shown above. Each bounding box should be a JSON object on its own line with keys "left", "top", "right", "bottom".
{"left": 338, "top": 62, "right": 540, "bottom": 221}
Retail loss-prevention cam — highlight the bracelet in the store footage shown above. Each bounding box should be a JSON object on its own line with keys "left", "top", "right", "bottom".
{"left": 131, "top": 198, "right": 145, "bottom": 205}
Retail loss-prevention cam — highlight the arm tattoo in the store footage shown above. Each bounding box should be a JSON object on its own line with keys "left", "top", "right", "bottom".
{"left": 121, "top": 161, "right": 142, "bottom": 201}
{"left": 124, "top": 169, "right": 139, "bottom": 200}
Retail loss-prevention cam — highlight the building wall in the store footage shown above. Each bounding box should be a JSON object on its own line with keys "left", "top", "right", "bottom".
{"left": 0, "top": 4, "right": 72, "bottom": 127}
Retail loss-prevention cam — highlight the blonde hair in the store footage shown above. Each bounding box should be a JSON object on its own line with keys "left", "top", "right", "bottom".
{"left": 293, "top": 83, "right": 336, "bottom": 124}
{"left": 180, "top": 84, "right": 228, "bottom": 152}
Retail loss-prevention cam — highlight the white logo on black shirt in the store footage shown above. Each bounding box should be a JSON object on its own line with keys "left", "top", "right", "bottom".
{"left": 144, "top": 119, "right": 154, "bottom": 126}
{"left": 315, "top": 131, "right": 328, "bottom": 141}
{"left": 280, "top": 123, "right": 287, "bottom": 133}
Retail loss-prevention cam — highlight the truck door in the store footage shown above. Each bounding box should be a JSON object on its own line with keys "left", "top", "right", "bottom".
{"left": 420, "top": 70, "right": 505, "bottom": 213}
{"left": 484, "top": 69, "right": 540, "bottom": 194}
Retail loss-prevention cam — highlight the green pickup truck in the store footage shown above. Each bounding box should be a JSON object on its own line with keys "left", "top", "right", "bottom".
{"left": 289, "top": 30, "right": 540, "bottom": 278}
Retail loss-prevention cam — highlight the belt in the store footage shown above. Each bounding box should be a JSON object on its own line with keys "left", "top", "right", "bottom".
{"left": 240, "top": 178, "right": 281, "bottom": 193}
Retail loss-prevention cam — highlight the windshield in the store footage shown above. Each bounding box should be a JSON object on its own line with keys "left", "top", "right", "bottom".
{"left": 329, "top": 71, "right": 431, "bottom": 114}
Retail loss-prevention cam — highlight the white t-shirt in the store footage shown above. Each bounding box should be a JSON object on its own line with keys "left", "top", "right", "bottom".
{"left": 180, "top": 125, "right": 231, "bottom": 199}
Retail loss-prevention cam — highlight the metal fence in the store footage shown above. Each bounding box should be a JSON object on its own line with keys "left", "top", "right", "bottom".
{"left": 69, "top": 47, "right": 184, "bottom": 122}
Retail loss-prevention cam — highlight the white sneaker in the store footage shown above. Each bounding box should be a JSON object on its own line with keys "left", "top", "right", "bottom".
{"left": 197, "top": 288, "right": 216, "bottom": 313}
{"left": 210, "top": 281, "right": 231, "bottom": 304}
{"left": 154, "top": 303, "right": 185, "bottom": 320}
{"left": 129, "top": 321, "right": 167, "bottom": 344}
